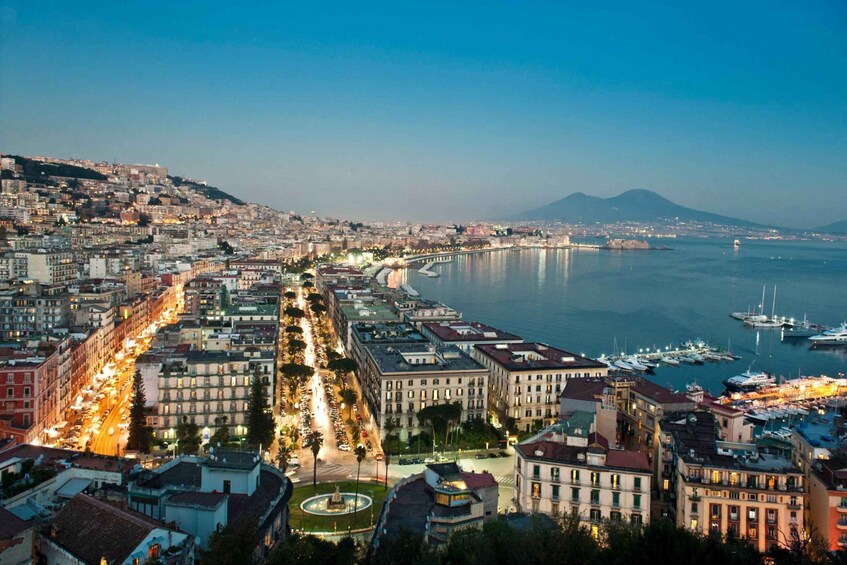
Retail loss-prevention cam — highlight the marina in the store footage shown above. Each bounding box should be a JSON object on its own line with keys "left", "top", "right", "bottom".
{"left": 406, "top": 239, "right": 847, "bottom": 396}
{"left": 597, "top": 339, "right": 739, "bottom": 375}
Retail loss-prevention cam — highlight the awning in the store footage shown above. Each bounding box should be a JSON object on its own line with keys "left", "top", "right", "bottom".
{"left": 56, "top": 478, "right": 92, "bottom": 499}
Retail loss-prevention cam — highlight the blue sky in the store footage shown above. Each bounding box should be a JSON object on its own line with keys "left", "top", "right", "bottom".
{"left": 1, "top": 1, "right": 845, "bottom": 227}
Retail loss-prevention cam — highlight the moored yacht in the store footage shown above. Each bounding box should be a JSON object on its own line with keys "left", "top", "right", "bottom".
{"left": 809, "top": 323, "right": 847, "bottom": 346}
{"left": 722, "top": 370, "right": 775, "bottom": 392}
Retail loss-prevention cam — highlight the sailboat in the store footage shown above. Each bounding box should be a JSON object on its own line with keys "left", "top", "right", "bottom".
{"left": 744, "top": 285, "right": 791, "bottom": 328}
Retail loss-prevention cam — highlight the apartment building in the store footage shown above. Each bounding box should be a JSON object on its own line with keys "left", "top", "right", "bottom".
{"left": 359, "top": 343, "right": 488, "bottom": 440}
{"left": 473, "top": 342, "right": 608, "bottom": 432}
{"left": 514, "top": 411, "right": 651, "bottom": 527}
{"left": 156, "top": 350, "right": 275, "bottom": 441}
{"left": 0, "top": 338, "right": 71, "bottom": 443}
{"left": 14, "top": 250, "right": 77, "bottom": 284}
{"left": 660, "top": 411, "right": 804, "bottom": 553}
{"left": 0, "top": 282, "right": 70, "bottom": 340}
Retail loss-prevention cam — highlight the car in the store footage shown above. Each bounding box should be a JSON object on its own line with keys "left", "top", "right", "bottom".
{"left": 338, "top": 444, "right": 350, "bottom": 451}
{"left": 498, "top": 451, "right": 509, "bottom": 457}
{"left": 107, "top": 427, "right": 115, "bottom": 436}
{"left": 423, "top": 457, "right": 435, "bottom": 464}
{"left": 487, "top": 452, "right": 499, "bottom": 458}
{"left": 398, "top": 458, "right": 411, "bottom": 465}
{"left": 475, "top": 453, "right": 488, "bottom": 459}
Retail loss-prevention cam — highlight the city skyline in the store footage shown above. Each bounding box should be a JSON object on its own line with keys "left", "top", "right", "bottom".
{"left": 1, "top": 2, "right": 846, "bottom": 227}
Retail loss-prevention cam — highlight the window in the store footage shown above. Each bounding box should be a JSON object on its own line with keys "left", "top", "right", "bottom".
{"left": 612, "top": 491, "right": 620, "bottom": 507}
{"left": 610, "top": 511, "right": 622, "bottom": 522}
{"left": 590, "top": 508, "right": 601, "bottom": 522}
{"left": 23, "top": 387, "right": 29, "bottom": 398}
{"left": 610, "top": 473, "right": 620, "bottom": 489}
{"left": 729, "top": 505, "right": 739, "bottom": 521}
{"left": 748, "top": 508, "right": 757, "bottom": 522}
{"left": 571, "top": 469, "right": 580, "bottom": 484}
{"left": 5, "top": 388, "right": 11, "bottom": 398}
{"left": 571, "top": 487, "right": 580, "bottom": 502}
{"left": 531, "top": 482, "right": 541, "bottom": 498}
{"left": 590, "top": 490, "right": 600, "bottom": 504}
{"left": 633, "top": 477, "right": 642, "bottom": 491}
{"left": 767, "top": 509, "right": 776, "bottom": 524}
{"left": 148, "top": 544, "right": 160, "bottom": 560}
{"left": 532, "top": 465, "right": 540, "bottom": 479}
{"left": 633, "top": 494, "right": 641, "bottom": 510}
{"left": 551, "top": 485, "right": 560, "bottom": 500}
{"left": 591, "top": 471, "right": 600, "bottom": 486}
{"left": 631, "top": 514, "right": 643, "bottom": 525}
{"left": 223, "top": 480, "right": 231, "bottom": 494}
{"left": 551, "top": 467, "right": 560, "bottom": 482}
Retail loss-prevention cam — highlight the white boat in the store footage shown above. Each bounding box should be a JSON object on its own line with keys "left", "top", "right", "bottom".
{"left": 688, "top": 352, "right": 706, "bottom": 362}
{"left": 809, "top": 323, "right": 847, "bottom": 346}
{"left": 661, "top": 356, "right": 680, "bottom": 366}
{"left": 723, "top": 370, "right": 775, "bottom": 391}
{"left": 702, "top": 352, "right": 723, "bottom": 362}
{"left": 614, "top": 360, "right": 634, "bottom": 372}
{"left": 677, "top": 356, "right": 698, "bottom": 364}
{"left": 626, "top": 357, "right": 649, "bottom": 371}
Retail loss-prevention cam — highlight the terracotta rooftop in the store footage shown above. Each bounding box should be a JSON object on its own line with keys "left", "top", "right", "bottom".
{"left": 422, "top": 321, "right": 522, "bottom": 343}
{"left": 48, "top": 495, "right": 165, "bottom": 564}
{"left": 474, "top": 343, "right": 606, "bottom": 371}
{"left": 459, "top": 471, "right": 498, "bottom": 490}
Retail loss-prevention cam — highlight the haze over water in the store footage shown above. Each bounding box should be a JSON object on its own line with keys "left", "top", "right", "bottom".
{"left": 395, "top": 238, "right": 847, "bottom": 395}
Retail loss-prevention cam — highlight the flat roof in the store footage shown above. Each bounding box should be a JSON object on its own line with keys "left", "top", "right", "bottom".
{"left": 366, "top": 344, "right": 486, "bottom": 375}
{"left": 422, "top": 321, "right": 522, "bottom": 343}
{"left": 474, "top": 343, "right": 606, "bottom": 371}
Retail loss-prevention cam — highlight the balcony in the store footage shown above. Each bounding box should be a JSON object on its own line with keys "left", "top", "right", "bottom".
{"left": 837, "top": 504, "right": 847, "bottom": 514}
{"left": 837, "top": 521, "right": 847, "bottom": 531}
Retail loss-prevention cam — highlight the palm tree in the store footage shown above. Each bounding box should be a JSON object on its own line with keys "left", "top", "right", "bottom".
{"left": 352, "top": 444, "right": 367, "bottom": 531}
{"left": 340, "top": 388, "right": 358, "bottom": 420}
{"left": 309, "top": 431, "right": 324, "bottom": 487}
{"left": 277, "top": 440, "right": 293, "bottom": 472}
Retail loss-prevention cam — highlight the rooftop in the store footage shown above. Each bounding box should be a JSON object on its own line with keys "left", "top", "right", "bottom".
{"left": 422, "top": 321, "right": 522, "bottom": 343}
{"left": 474, "top": 342, "right": 606, "bottom": 371}
{"left": 48, "top": 494, "right": 171, "bottom": 565}
{"left": 516, "top": 438, "right": 650, "bottom": 473}
{"left": 350, "top": 321, "right": 427, "bottom": 345}
{"left": 366, "top": 343, "right": 486, "bottom": 375}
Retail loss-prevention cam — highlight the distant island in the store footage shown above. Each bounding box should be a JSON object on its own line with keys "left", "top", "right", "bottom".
{"left": 601, "top": 238, "right": 671, "bottom": 251}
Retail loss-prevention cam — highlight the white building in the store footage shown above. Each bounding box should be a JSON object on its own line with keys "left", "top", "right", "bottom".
{"left": 473, "top": 343, "right": 608, "bottom": 431}
{"left": 514, "top": 412, "right": 652, "bottom": 529}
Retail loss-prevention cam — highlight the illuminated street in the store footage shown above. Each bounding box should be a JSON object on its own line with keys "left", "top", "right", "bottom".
{"left": 69, "top": 304, "right": 180, "bottom": 456}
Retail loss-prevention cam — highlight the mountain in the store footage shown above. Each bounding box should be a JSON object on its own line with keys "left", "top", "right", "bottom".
{"left": 507, "top": 189, "right": 760, "bottom": 226}
{"left": 815, "top": 220, "right": 847, "bottom": 234}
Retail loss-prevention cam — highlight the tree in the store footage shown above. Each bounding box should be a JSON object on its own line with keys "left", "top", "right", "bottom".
{"left": 301, "top": 272, "right": 314, "bottom": 280}
{"left": 285, "top": 325, "right": 303, "bottom": 334}
{"left": 266, "top": 534, "right": 359, "bottom": 565}
{"left": 210, "top": 415, "right": 230, "bottom": 447}
{"left": 340, "top": 388, "right": 358, "bottom": 420}
{"left": 327, "top": 358, "right": 357, "bottom": 386}
{"left": 288, "top": 339, "right": 307, "bottom": 355}
{"left": 309, "top": 431, "right": 324, "bottom": 487}
{"left": 284, "top": 290, "right": 297, "bottom": 301}
{"left": 176, "top": 415, "right": 201, "bottom": 455}
{"left": 246, "top": 370, "right": 274, "bottom": 449}
{"left": 126, "top": 369, "right": 150, "bottom": 452}
{"left": 277, "top": 438, "right": 294, "bottom": 472}
{"left": 302, "top": 280, "right": 314, "bottom": 289}
{"left": 306, "top": 292, "right": 324, "bottom": 303}
{"left": 310, "top": 302, "right": 326, "bottom": 316}
{"left": 203, "top": 517, "right": 258, "bottom": 564}
{"left": 416, "top": 402, "right": 462, "bottom": 454}
{"left": 284, "top": 306, "right": 305, "bottom": 319}
{"left": 351, "top": 445, "right": 367, "bottom": 532}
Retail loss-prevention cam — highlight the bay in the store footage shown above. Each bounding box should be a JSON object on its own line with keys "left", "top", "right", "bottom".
{"left": 393, "top": 238, "right": 847, "bottom": 395}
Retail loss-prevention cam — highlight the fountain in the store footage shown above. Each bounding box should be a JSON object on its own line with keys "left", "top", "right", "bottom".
{"left": 301, "top": 485, "right": 373, "bottom": 516}
{"left": 326, "top": 485, "right": 346, "bottom": 510}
